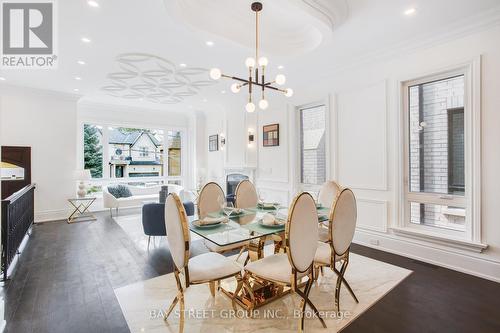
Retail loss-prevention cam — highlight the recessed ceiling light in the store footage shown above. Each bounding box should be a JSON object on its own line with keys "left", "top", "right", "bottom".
{"left": 221, "top": 90, "right": 226, "bottom": 94}
{"left": 73, "top": 88, "right": 79, "bottom": 92}
{"left": 179, "top": 63, "right": 187, "bottom": 67}
{"left": 74, "top": 76, "right": 82, "bottom": 80}
{"left": 81, "top": 37, "right": 91, "bottom": 43}
{"left": 205, "top": 41, "right": 214, "bottom": 47}
{"left": 203, "top": 98, "right": 208, "bottom": 102}
{"left": 404, "top": 8, "right": 416, "bottom": 16}
{"left": 77, "top": 60, "right": 86, "bottom": 65}
{"left": 87, "top": 0, "right": 99, "bottom": 7}
{"left": 0, "top": 77, "right": 5, "bottom": 81}
{"left": 278, "top": 65, "right": 284, "bottom": 70}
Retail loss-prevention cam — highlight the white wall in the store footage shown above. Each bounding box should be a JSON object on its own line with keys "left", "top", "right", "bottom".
{"left": 203, "top": 25, "right": 500, "bottom": 282}
{"left": 0, "top": 86, "right": 79, "bottom": 222}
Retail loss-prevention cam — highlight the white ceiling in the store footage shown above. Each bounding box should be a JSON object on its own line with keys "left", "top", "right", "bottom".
{"left": 1, "top": 0, "right": 499, "bottom": 112}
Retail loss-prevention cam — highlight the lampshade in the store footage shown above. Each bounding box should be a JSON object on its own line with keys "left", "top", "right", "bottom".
{"left": 75, "top": 169, "right": 91, "bottom": 181}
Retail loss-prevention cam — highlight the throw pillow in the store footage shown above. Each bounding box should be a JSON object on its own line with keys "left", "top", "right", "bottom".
{"left": 108, "top": 184, "right": 132, "bottom": 198}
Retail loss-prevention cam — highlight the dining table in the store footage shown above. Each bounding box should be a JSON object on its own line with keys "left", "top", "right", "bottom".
{"left": 188, "top": 203, "right": 330, "bottom": 310}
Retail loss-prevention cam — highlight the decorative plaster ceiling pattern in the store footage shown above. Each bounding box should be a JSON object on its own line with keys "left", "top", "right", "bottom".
{"left": 163, "top": 0, "right": 349, "bottom": 56}
{"left": 101, "top": 53, "right": 215, "bottom": 104}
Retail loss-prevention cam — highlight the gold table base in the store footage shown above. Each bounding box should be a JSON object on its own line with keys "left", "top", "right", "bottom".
{"left": 221, "top": 231, "right": 298, "bottom": 311}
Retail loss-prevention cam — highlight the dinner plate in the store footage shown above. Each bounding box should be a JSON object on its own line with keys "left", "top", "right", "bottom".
{"left": 191, "top": 220, "right": 223, "bottom": 229}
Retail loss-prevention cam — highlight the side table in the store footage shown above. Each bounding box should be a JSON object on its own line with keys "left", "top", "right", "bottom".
{"left": 67, "top": 197, "right": 97, "bottom": 223}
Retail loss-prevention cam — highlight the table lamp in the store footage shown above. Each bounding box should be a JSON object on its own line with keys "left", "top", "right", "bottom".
{"left": 75, "top": 169, "right": 92, "bottom": 198}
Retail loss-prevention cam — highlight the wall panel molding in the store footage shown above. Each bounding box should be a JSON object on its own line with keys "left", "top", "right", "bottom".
{"left": 337, "top": 80, "right": 388, "bottom": 191}
{"left": 356, "top": 197, "right": 388, "bottom": 233}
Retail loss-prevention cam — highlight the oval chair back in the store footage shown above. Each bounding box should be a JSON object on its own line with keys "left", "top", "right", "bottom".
{"left": 197, "top": 182, "right": 224, "bottom": 219}
{"left": 286, "top": 192, "right": 319, "bottom": 273}
{"left": 330, "top": 188, "right": 357, "bottom": 256}
{"left": 318, "top": 180, "right": 341, "bottom": 209}
{"left": 165, "top": 193, "right": 190, "bottom": 271}
{"left": 235, "top": 179, "right": 258, "bottom": 209}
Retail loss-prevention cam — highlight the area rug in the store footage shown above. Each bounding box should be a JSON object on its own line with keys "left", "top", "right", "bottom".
{"left": 113, "top": 214, "right": 203, "bottom": 252}
{"left": 114, "top": 252, "right": 412, "bottom": 332}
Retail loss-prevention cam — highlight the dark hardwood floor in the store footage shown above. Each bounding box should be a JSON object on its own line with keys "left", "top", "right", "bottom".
{"left": 2, "top": 211, "right": 499, "bottom": 333}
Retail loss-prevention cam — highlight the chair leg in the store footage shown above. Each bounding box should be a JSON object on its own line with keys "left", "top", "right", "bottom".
{"left": 235, "top": 246, "right": 246, "bottom": 262}
{"left": 334, "top": 261, "right": 348, "bottom": 312}
{"left": 147, "top": 236, "right": 151, "bottom": 250}
{"left": 296, "top": 276, "right": 327, "bottom": 331}
{"left": 341, "top": 275, "right": 359, "bottom": 303}
{"left": 164, "top": 294, "right": 180, "bottom": 319}
{"left": 232, "top": 274, "right": 244, "bottom": 310}
{"left": 313, "top": 265, "right": 320, "bottom": 281}
{"left": 109, "top": 208, "right": 112, "bottom": 217}
{"left": 209, "top": 281, "right": 216, "bottom": 297}
{"left": 179, "top": 293, "right": 185, "bottom": 332}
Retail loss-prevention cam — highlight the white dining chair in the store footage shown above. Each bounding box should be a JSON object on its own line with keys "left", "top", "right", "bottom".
{"left": 197, "top": 182, "right": 225, "bottom": 219}
{"left": 163, "top": 193, "right": 242, "bottom": 327}
{"left": 317, "top": 180, "right": 341, "bottom": 208}
{"left": 240, "top": 192, "right": 327, "bottom": 331}
{"left": 198, "top": 182, "right": 248, "bottom": 258}
{"left": 234, "top": 179, "right": 258, "bottom": 208}
{"left": 318, "top": 180, "right": 342, "bottom": 242}
{"left": 314, "top": 187, "right": 359, "bottom": 312}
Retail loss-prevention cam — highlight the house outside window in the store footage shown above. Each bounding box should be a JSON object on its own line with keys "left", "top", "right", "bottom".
{"left": 299, "top": 104, "right": 327, "bottom": 186}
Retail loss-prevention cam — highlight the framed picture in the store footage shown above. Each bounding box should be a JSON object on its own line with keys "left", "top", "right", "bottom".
{"left": 209, "top": 134, "right": 219, "bottom": 152}
{"left": 263, "top": 124, "right": 279, "bottom": 147}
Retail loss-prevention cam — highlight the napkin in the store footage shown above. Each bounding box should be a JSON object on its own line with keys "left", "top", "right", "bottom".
{"left": 262, "top": 213, "right": 286, "bottom": 226}
{"left": 199, "top": 216, "right": 227, "bottom": 225}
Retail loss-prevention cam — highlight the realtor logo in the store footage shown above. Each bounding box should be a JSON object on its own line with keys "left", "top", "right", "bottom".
{"left": 1, "top": 0, "right": 57, "bottom": 68}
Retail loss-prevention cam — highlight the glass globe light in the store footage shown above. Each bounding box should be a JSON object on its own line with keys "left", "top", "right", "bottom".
{"left": 245, "top": 57, "right": 256, "bottom": 68}
{"left": 275, "top": 74, "right": 286, "bottom": 85}
{"left": 245, "top": 102, "right": 256, "bottom": 113}
{"left": 284, "top": 88, "right": 294, "bottom": 97}
{"left": 258, "top": 57, "right": 268, "bottom": 67}
{"left": 259, "top": 99, "right": 269, "bottom": 110}
{"left": 231, "top": 83, "right": 240, "bottom": 93}
{"left": 209, "top": 68, "right": 222, "bottom": 80}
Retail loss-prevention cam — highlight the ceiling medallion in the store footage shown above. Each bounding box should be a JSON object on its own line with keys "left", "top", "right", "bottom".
{"left": 102, "top": 53, "right": 215, "bottom": 104}
{"left": 209, "top": 2, "right": 293, "bottom": 112}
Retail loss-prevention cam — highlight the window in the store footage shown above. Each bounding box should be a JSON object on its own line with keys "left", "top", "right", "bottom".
{"left": 83, "top": 124, "right": 103, "bottom": 178}
{"left": 404, "top": 72, "right": 469, "bottom": 235}
{"left": 166, "top": 130, "right": 182, "bottom": 177}
{"left": 299, "top": 104, "right": 326, "bottom": 186}
{"left": 82, "top": 123, "right": 185, "bottom": 184}
{"left": 108, "top": 126, "right": 163, "bottom": 178}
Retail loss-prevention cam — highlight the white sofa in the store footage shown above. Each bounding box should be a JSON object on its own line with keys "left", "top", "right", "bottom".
{"left": 103, "top": 184, "right": 183, "bottom": 216}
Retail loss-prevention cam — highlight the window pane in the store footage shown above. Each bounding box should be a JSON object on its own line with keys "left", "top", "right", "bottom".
{"left": 410, "top": 202, "right": 466, "bottom": 231}
{"left": 300, "top": 105, "right": 326, "bottom": 185}
{"left": 108, "top": 127, "right": 163, "bottom": 178}
{"left": 408, "top": 75, "right": 465, "bottom": 195}
{"left": 83, "top": 124, "right": 103, "bottom": 178}
{"left": 167, "top": 131, "right": 182, "bottom": 177}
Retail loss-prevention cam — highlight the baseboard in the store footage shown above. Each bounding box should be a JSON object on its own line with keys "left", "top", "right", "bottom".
{"left": 35, "top": 209, "right": 69, "bottom": 223}
{"left": 35, "top": 206, "right": 143, "bottom": 223}
{"left": 354, "top": 229, "right": 500, "bottom": 283}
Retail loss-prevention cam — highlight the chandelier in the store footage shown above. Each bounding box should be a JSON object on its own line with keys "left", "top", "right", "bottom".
{"left": 209, "top": 2, "right": 293, "bottom": 112}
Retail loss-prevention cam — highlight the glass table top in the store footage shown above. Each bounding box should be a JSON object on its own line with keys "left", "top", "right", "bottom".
{"left": 188, "top": 205, "right": 330, "bottom": 247}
